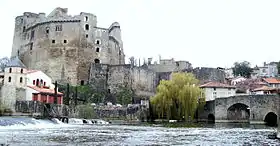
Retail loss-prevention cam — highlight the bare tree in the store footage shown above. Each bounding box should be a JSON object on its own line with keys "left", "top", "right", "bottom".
{"left": 0, "top": 57, "right": 9, "bottom": 72}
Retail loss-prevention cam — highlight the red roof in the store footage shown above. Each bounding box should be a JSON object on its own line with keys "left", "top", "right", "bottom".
{"left": 27, "top": 85, "right": 63, "bottom": 95}
{"left": 200, "top": 81, "right": 235, "bottom": 88}
{"left": 263, "top": 78, "right": 280, "bottom": 84}
{"left": 253, "top": 86, "right": 276, "bottom": 91}
{"left": 26, "top": 70, "right": 39, "bottom": 74}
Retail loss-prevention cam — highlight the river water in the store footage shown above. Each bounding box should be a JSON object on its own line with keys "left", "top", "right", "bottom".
{"left": 0, "top": 117, "right": 279, "bottom": 146}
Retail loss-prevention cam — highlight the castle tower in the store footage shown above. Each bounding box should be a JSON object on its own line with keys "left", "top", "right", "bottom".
{"left": 11, "top": 8, "right": 125, "bottom": 85}
{"left": 1, "top": 56, "right": 27, "bottom": 111}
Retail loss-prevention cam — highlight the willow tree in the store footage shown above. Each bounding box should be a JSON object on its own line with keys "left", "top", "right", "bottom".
{"left": 150, "top": 72, "right": 205, "bottom": 121}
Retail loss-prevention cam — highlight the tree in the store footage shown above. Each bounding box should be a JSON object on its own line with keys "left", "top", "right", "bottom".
{"left": 116, "top": 85, "right": 134, "bottom": 105}
{"left": 0, "top": 57, "right": 9, "bottom": 72}
{"left": 150, "top": 72, "right": 205, "bottom": 121}
{"left": 277, "top": 61, "right": 280, "bottom": 75}
{"left": 232, "top": 61, "right": 253, "bottom": 78}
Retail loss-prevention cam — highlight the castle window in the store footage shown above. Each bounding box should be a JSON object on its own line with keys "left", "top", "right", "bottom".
{"left": 9, "top": 68, "right": 12, "bottom": 73}
{"left": 55, "top": 25, "right": 62, "bottom": 31}
{"left": 46, "top": 27, "right": 49, "bottom": 34}
{"left": 64, "top": 40, "right": 67, "bottom": 43}
{"left": 94, "top": 59, "right": 100, "bottom": 63}
{"left": 33, "top": 80, "right": 35, "bottom": 85}
{"left": 85, "top": 16, "right": 88, "bottom": 22}
{"left": 20, "top": 69, "right": 23, "bottom": 73}
{"left": 85, "top": 24, "right": 89, "bottom": 30}
{"left": 81, "top": 80, "right": 84, "bottom": 86}
{"left": 30, "top": 43, "right": 33, "bottom": 50}
{"left": 52, "top": 40, "right": 55, "bottom": 44}
{"left": 96, "top": 40, "right": 100, "bottom": 45}
{"left": 96, "top": 47, "right": 100, "bottom": 52}
{"left": 85, "top": 34, "right": 88, "bottom": 38}
{"left": 20, "top": 77, "right": 23, "bottom": 83}
{"left": 8, "top": 77, "right": 11, "bottom": 82}
{"left": 30, "top": 30, "right": 35, "bottom": 40}
{"left": 23, "top": 26, "right": 26, "bottom": 32}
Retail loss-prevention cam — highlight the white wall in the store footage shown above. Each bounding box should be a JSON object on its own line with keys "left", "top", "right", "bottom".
{"left": 3, "top": 67, "right": 27, "bottom": 88}
{"left": 25, "top": 87, "right": 39, "bottom": 101}
{"left": 203, "top": 87, "right": 236, "bottom": 101}
{"left": 26, "top": 71, "right": 52, "bottom": 87}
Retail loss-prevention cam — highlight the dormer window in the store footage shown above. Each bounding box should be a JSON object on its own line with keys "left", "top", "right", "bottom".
{"left": 9, "top": 68, "right": 12, "bottom": 73}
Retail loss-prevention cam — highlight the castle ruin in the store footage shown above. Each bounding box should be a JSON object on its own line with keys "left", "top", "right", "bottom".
{"left": 12, "top": 7, "right": 125, "bottom": 85}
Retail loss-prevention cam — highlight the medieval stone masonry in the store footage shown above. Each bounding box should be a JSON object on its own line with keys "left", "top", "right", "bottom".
{"left": 12, "top": 7, "right": 125, "bottom": 85}
{"left": 10, "top": 7, "right": 226, "bottom": 100}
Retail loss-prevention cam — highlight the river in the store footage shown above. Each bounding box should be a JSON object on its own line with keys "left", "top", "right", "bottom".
{"left": 0, "top": 117, "right": 279, "bottom": 146}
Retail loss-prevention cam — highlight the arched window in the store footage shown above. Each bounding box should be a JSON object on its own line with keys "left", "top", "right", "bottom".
{"left": 36, "top": 79, "right": 39, "bottom": 86}
{"left": 85, "top": 24, "right": 89, "bottom": 30}
{"left": 96, "top": 40, "right": 100, "bottom": 45}
{"left": 33, "top": 80, "right": 35, "bottom": 85}
{"left": 9, "top": 68, "right": 12, "bottom": 73}
{"left": 20, "top": 77, "right": 23, "bottom": 83}
{"left": 96, "top": 47, "right": 100, "bottom": 52}
{"left": 8, "top": 77, "right": 11, "bottom": 82}
{"left": 94, "top": 59, "right": 100, "bottom": 64}
{"left": 20, "top": 69, "right": 23, "bottom": 73}
{"left": 81, "top": 80, "right": 84, "bottom": 86}
{"left": 84, "top": 16, "right": 88, "bottom": 21}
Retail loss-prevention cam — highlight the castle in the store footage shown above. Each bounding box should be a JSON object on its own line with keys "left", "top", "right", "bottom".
{"left": 9, "top": 7, "right": 226, "bottom": 102}
{"left": 12, "top": 7, "right": 125, "bottom": 85}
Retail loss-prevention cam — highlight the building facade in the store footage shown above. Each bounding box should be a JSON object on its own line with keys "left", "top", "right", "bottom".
{"left": 12, "top": 7, "right": 125, "bottom": 85}
{"left": 0, "top": 57, "right": 63, "bottom": 111}
{"left": 200, "top": 81, "right": 236, "bottom": 101}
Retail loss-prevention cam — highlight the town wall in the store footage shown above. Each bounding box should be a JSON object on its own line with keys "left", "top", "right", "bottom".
{"left": 89, "top": 64, "right": 156, "bottom": 99}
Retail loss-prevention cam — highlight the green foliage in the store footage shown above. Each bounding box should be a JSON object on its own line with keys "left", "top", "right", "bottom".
{"left": 150, "top": 72, "right": 205, "bottom": 121}
{"left": 77, "top": 104, "right": 96, "bottom": 119}
{"left": 232, "top": 61, "right": 253, "bottom": 78}
{"left": 116, "top": 85, "right": 133, "bottom": 105}
{"left": 277, "top": 61, "right": 280, "bottom": 75}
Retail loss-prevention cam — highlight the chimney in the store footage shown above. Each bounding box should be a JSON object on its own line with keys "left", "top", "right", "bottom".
{"left": 148, "top": 58, "right": 152, "bottom": 65}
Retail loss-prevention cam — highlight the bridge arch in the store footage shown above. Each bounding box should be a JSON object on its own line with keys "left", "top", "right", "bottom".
{"left": 264, "top": 112, "right": 278, "bottom": 127}
{"left": 227, "top": 103, "right": 250, "bottom": 121}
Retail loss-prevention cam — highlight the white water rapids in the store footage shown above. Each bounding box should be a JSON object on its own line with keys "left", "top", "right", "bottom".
{"left": 0, "top": 117, "right": 279, "bottom": 145}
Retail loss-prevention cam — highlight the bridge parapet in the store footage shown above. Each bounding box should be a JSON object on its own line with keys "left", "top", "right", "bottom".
{"left": 215, "top": 94, "right": 279, "bottom": 124}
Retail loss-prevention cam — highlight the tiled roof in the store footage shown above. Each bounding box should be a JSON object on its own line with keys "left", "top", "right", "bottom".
{"left": 200, "top": 81, "right": 236, "bottom": 88}
{"left": 27, "top": 85, "right": 63, "bottom": 95}
{"left": 253, "top": 86, "right": 276, "bottom": 91}
{"left": 26, "top": 70, "right": 39, "bottom": 74}
{"left": 263, "top": 78, "right": 280, "bottom": 84}
{"left": 6, "top": 56, "right": 26, "bottom": 68}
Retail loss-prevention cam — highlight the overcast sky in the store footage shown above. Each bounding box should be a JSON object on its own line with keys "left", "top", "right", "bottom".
{"left": 1, "top": 0, "right": 280, "bottom": 68}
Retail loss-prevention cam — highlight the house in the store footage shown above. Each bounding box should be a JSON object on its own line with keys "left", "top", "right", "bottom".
{"left": 0, "top": 56, "right": 63, "bottom": 110}
{"left": 252, "top": 62, "right": 278, "bottom": 78}
{"left": 230, "top": 76, "right": 247, "bottom": 85}
{"left": 262, "top": 78, "right": 280, "bottom": 88}
{"left": 200, "top": 81, "right": 236, "bottom": 101}
{"left": 251, "top": 86, "right": 278, "bottom": 95}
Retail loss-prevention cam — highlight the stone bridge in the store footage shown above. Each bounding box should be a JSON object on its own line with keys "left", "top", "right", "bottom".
{"left": 201, "top": 95, "right": 279, "bottom": 126}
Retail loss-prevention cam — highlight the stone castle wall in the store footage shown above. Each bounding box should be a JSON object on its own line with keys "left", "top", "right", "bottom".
{"left": 12, "top": 8, "right": 125, "bottom": 85}
{"left": 89, "top": 64, "right": 156, "bottom": 98}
